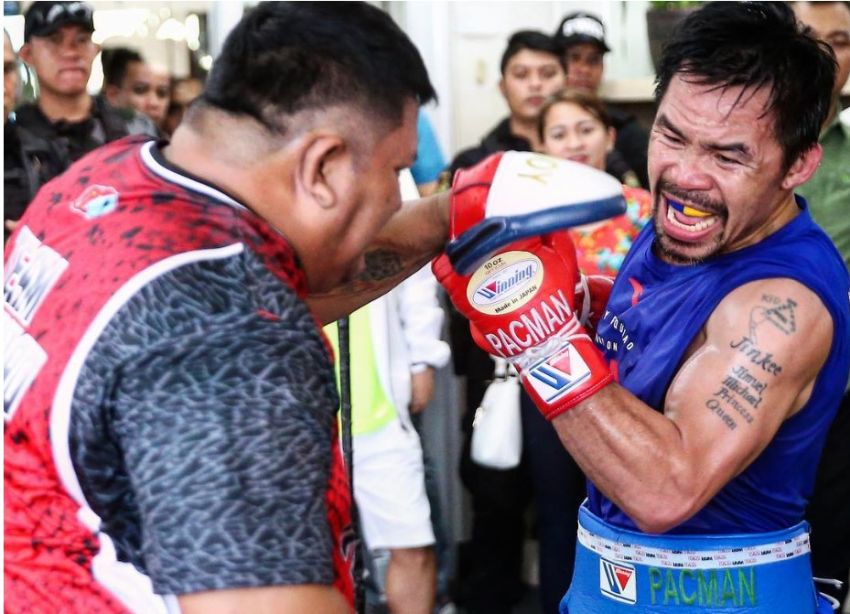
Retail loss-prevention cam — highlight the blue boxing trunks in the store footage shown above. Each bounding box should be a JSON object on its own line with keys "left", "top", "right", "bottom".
{"left": 560, "top": 505, "right": 834, "bottom": 613}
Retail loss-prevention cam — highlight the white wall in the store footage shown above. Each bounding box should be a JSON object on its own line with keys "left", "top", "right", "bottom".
{"left": 8, "top": 2, "right": 214, "bottom": 94}
{"left": 9, "top": 1, "right": 654, "bottom": 156}
{"left": 392, "top": 1, "right": 654, "bottom": 161}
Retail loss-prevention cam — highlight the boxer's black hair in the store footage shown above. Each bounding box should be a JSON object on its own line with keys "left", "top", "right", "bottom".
{"left": 201, "top": 1, "right": 435, "bottom": 135}
{"left": 655, "top": 1, "right": 836, "bottom": 171}
{"left": 500, "top": 30, "right": 565, "bottom": 75}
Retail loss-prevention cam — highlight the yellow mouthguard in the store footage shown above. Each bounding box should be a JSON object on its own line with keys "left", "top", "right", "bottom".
{"left": 682, "top": 205, "right": 712, "bottom": 218}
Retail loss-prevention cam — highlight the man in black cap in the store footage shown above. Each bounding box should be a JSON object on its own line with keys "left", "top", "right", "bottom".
{"left": 554, "top": 11, "right": 650, "bottom": 188}
{"left": 4, "top": 1, "right": 146, "bottom": 237}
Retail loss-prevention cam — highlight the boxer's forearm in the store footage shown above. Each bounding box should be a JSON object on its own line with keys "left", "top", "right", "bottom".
{"left": 553, "top": 384, "right": 701, "bottom": 534}
{"left": 307, "top": 192, "right": 449, "bottom": 324}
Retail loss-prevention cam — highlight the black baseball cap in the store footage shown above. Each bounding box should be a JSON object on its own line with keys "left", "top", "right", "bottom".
{"left": 24, "top": 1, "right": 94, "bottom": 42}
{"left": 554, "top": 12, "right": 610, "bottom": 54}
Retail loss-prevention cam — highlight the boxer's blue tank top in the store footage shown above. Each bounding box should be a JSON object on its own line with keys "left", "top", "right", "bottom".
{"left": 588, "top": 196, "right": 850, "bottom": 534}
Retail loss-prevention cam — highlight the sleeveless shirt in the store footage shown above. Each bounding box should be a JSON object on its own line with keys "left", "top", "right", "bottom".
{"left": 588, "top": 196, "right": 850, "bottom": 533}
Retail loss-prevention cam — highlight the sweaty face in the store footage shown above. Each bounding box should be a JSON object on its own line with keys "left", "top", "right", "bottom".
{"left": 23, "top": 25, "right": 97, "bottom": 97}
{"left": 314, "top": 101, "right": 419, "bottom": 292}
{"left": 648, "top": 75, "right": 795, "bottom": 265}
{"left": 4, "top": 35, "right": 17, "bottom": 118}
{"left": 500, "top": 49, "right": 565, "bottom": 122}
{"left": 793, "top": 2, "right": 850, "bottom": 100}
{"left": 564, "top": 42, "right": 604, "bottom": 92}
{"left": 118, "top": 62, "right": 170, "bottom": 125}
{"left": 541, "top": 101, "right": 614, "bottom": 170}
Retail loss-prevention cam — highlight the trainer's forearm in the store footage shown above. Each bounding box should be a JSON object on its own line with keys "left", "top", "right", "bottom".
{"left": 552, "top": 384, "right": 698, "bottom": 533}
{"left": 308, "top": 192, "right": 450, "bottom": 324}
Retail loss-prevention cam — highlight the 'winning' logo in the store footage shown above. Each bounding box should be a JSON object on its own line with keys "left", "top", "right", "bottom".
{"left": 472, "top": 261, "right": 537, "bottom": 305}
{"left": 599, "top": 558, "right": 637, "bottom": 604}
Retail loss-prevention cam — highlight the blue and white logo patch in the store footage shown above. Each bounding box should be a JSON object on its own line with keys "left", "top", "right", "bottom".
{"left": 526, "top": 344, "right": 591, "bottom": 403}
{"left": 599, "top": 557, "right": 637, "bottom": 604}
{"left": 71, "top": 184, "right": 119, "bottom": 219}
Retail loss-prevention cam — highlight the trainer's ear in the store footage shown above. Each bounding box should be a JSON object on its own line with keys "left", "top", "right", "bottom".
{"left": 296, "top": 132, "right": 350, "bottom": 210}
{"left": 781, "top": 144, "right": 822, "bottom": 191}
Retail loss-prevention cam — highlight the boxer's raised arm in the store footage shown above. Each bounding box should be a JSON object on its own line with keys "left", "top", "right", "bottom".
{"left": 553, "top": 277, "right": 832, "bottom": 533}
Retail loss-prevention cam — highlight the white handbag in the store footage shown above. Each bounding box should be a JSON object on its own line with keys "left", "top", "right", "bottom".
{"left": 471, "top": 357, "right": 522, "bottom": 469}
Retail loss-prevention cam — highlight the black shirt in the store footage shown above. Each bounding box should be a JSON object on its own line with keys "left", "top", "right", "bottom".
{"left": 4, "top": 97, "right": 134, "bottom": 236}
{"left": 448, "top": 117, "right": 532, "bottom": 179}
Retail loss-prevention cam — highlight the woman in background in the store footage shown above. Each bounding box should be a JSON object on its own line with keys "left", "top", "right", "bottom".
{"left": 539, "top": 88, "right": 651, "bottom": 275}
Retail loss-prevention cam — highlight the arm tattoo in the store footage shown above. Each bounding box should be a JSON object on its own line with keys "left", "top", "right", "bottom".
{"left": 729, "top": 336, "right": 783, "bottom": 375}
{"left": 356, "top": 249, "right": 404, "bottom": 283}
{"left": 313, "top": 247, "right": 427, "bottom": 305}
{"left": 701, "top": 293, "right": 799, "bottom": 431}
{"left": 704, "top": 398, "right": 738, "bottom": 430}
{"left": 708, "top": 364, "right": 768, "bottom": 427}
{"left": 748, "top": 295, "right": 797, "bottom": 343}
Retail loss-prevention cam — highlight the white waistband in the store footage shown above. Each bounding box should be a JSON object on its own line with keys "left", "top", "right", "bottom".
{"left": 577, "top": 525, "right": 811, "bottom": 570}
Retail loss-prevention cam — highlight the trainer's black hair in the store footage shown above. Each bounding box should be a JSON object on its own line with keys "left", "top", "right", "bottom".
{"left": 500, "top": 30, "right": 565, "bottom": 75}
{"left": 101, "top": 47, "right": 144, "bottom": 88}
{"left": 655, "top": 1, "right": 836, "bottom": 171}
{"left": 201, "top": 1, "right": 435, "bottom": 135}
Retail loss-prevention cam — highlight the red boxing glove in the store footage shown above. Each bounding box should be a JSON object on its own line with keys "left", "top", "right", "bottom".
{"left": 444, "top": 151, "right": 627, "bottom": 275}
{"left": 434, "top": 231, "right": 612, "bottom": 420}
{"left": 574, "top": 274, "right": 614, "bottom": 339}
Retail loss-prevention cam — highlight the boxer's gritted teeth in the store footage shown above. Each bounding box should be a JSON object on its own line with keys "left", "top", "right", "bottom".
{"left": 667, "top": 198, "right": 712, "bottom": 218}
{"left": 664, "top": 197, "right": 719, "bottom": 232}
{"left": 666, "top": 204, "right": 718, "bottom": 232}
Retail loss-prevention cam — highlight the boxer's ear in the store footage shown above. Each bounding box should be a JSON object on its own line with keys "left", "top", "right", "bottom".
{"left": 781, "top": 144, "right": 822, "bottom": 192}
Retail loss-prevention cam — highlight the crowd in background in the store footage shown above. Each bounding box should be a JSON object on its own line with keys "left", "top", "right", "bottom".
{"left": 4, "top": 1, "right": 204, "bottom": 240}
{"left": 4, "top": 2, "right": 849, "bottom": 614}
